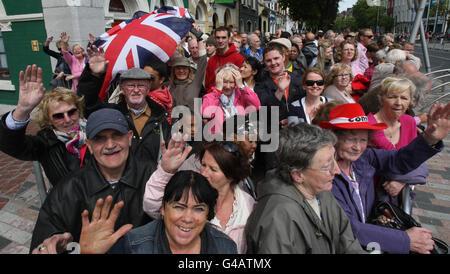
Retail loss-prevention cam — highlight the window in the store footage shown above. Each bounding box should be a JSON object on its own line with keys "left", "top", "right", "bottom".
{"left": 0, "top": 33, "right": 10, "bottom": 81}
{"left": 109, "top": 0, "right": 126, "bottom": 13}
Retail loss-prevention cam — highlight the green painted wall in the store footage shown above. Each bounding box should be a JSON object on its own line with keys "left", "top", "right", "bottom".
{"left": 3, "top": 0, "right": 42, "bottom": 15}
{"left": 183, "top": 0, "right": 189, "bottom": 8}
{"left": 1, "top": 21, "right": 51, "bottom": 105}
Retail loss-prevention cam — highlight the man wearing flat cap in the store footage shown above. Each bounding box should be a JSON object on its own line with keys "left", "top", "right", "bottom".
{"left": 30, "top": 108, "right": 157, "bottom": 253}
{"left": 77, "top": 49, "right": 172, "bottom": 166}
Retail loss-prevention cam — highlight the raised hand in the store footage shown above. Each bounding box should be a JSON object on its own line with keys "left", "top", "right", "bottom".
{"left": 60, "top": 32, "right": 69, "bottom": 43}
{"left": 423, "top": 102, "right": 450, "bottom": 146}
{"left": 231, "top": 68, "right": 243, "bottom": 89}
{"left": 87, "top": 45, "right": 109, "bottom": 76}
{"left": 160, "top": 132, "right": 192, "bottom": 174}
{"left": 215, "top": 69, "right": 225, "bottom": 91}
{"left": 44, "top": 36, "right": 53, "bottom": 47}
{"left": 79, "top": 196, "right": 133, "bottom": 254}
{"left": 277, "top": 70, "right": 291, "bottom": 91}
{"left": 13, "top": 65, "right": 45, "bottom": 121}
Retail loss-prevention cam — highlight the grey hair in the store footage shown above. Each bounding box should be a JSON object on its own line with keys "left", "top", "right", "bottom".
{"left": 398, "top": 72, "right": 431, "bottom": 107}
{"left": 374, "top": 49, "right": 386, "bottom": 62}
{"left": 276, "top": 123, "right": 337, "bottom": 185}
{"left": 385, "top": 49, "right": 406, "bottom": 64}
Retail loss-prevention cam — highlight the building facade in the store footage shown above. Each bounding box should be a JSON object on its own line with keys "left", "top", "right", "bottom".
{"left": 0, "top": 0, "right": 292, "bottom": 105}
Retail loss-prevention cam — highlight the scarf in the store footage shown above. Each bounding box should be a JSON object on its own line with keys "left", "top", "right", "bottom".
{"left": 54, "top": 118, "right": 87, "bottom": 158}
{"left": 219, "top": 91, "right": 237, "bottom": 119}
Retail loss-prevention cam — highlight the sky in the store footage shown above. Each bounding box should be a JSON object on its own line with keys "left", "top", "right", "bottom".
{"left": 338, "top": 0, "right": 358, "bottom": 12}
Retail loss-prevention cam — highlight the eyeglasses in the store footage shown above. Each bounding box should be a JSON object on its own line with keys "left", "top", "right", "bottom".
{"left": 364, "top": 35, "right": 374, "bottom": 39}
{"left": 51, "top": 108, "right": 78, "bottom": 120}
{"left": 335, "top": 74, "right": 350, "bottom": 79}
{"left": 306, "top": 160, "right": 336, "bottom": 175}
{"left": 305, "top": 80, "right": 324, "bottom": 86}
{"left": 125, "top": 84, "right": 149, "bottom": 91}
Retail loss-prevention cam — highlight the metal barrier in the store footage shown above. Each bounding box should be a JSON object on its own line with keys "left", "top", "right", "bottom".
{"left": 32, "top": 161, "right": 48, "bottom": 206}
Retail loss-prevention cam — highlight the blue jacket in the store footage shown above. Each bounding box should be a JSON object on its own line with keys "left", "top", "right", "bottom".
{"left": 331, "top": 135, "right": 443, "bottom": 254}
{"left": 108, "top": 218, "right": 238, "bottom": 254}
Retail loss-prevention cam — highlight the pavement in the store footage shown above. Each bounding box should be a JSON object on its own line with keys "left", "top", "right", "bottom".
{"left": 0, "top": 72, "right": 449, "bottom": 254}
{"left": 415, "top": 40, "right": 450, "bottom": 51}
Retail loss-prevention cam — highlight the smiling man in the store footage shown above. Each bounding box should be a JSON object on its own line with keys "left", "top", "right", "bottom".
{"left": 30, "top": 108, "right": 156, "bottom": 253}
{"left": 78, "top": 53, "right": 172, "bottom": 165}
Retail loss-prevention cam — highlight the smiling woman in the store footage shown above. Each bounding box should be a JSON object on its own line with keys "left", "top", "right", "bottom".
{"left": 0, "top": 65, "right": 89, "bottom": 186}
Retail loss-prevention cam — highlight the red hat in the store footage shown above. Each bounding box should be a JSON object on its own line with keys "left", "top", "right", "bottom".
{"left": 318, "top": 103, "right": 388, "bottom": 130}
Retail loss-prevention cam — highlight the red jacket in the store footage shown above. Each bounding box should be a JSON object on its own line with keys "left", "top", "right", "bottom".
{"left": 205, "top": 43, "right": 245, "bottom": 93}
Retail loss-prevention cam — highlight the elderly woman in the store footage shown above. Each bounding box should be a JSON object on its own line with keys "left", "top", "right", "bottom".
{"left": 315, "top": 40, "right": 334, "bottom": 77}
{"left": 0, "top": 65, "right": 88, "bottom": 186}
{"left": 323, "top": 63, "right": 356, "bottom": 103}
{"left": 368, "top": 77, "right": 428, "bottom": 210}
{"left": 288, "top": 67, "right": 332, "bottom": 125}
{"left": 202, "top": 64, "right": 261, "bottom": 134}
{"left": 143, "top": 139, "right": 254, "bottom": 253}
{"left": 318, "top": 103, "right": 450, "bottom": 254}
{"left": 334, "top": 40, "right": 363, "bottom": 76}
{"left": 245, "top": 123, "right": 366, "bottom": 254}
{"left": 78, "top": 171, "right": 238, "bottom": 254}
{"left": 168, "top": 55, "right": 207, "bottom": 113}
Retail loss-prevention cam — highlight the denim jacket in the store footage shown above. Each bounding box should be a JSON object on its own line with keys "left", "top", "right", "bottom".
{"left": 108, "top": 219, "right": 238, "bottom": 254}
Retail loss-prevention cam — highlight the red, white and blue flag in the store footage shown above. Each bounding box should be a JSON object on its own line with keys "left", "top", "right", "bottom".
{"left": 91, "top": 6, "right": 194, "bottom": 101}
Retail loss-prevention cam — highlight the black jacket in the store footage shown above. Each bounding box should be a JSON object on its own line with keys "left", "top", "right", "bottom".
{"left": 254, "top": 71, "right": 305, "bottom": 122}
{"left": 30, "top": 154, "right": 155, "bottom": 251}
{"left": 0, "top": 113, "right": 91, "bottom": 186}
{"left": 77, "top": 65, "right": 172, "bottom": 164}
{"left": 302, "top": 43, "right": 318, "bottom": 67}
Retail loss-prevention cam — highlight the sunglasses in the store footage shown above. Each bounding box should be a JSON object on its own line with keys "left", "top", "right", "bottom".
{"left": 52, "top": 108, "right": 78, "bottom": 120}
{"left": 364, "top": 35, "right": 374, "bottom": 39}
{"left": 305, "top": 80, "right": 324, "bottom": 86}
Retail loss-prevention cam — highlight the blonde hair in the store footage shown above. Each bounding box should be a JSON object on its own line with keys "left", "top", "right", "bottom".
{"left": 316, "top": 39, "right": 334, "bottom": 73}
{"left": 215, "top": 63, "right": 240, "bottom": 82}
{"left": 325, "top": 63, "right": 353, "bottom": 87}
{"left": 34, "top": 87, "right": 84, "bottom": 129}
{"left": 72, "top": 44, "right": 84, "bottom": 52}
{"left": 379, "top": 77, "right": 416, "bottom": 107}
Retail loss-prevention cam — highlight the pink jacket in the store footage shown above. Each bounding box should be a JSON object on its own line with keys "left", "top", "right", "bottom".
{"left": 62, "top": 49, "right": 85, "bottom": 92}
{"left": 201, "top": 86, "right": 261, "bottom": 134}
{"left": 143, "top": 164, "right": 255, "bottom": 254}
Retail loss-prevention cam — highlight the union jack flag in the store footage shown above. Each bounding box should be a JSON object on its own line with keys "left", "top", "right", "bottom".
{"left": 91, "top": 6, "right": 194, "bottom": 101}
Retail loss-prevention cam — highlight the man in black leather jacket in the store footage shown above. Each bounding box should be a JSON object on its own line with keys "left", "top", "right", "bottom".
{"left": 30, "top": 108, "right": 156, "bottom": 252}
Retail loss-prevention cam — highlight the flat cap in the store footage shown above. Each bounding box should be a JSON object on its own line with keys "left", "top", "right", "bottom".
{"left": 120, "top": 67, "right": 153, "bottom": 82}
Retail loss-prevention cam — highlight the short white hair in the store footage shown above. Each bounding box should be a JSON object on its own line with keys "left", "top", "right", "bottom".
{"left": 385, "top": 49, "right": 406, "bottom": 64}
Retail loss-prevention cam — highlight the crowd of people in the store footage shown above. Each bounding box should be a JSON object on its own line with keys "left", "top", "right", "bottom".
{"left": 1, "top": 23, "right": 450, "bottom": 255}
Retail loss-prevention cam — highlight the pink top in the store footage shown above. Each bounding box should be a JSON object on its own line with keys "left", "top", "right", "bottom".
{"left": 62, "top": 49, "right": 85, "bottom": 92}
{"left": 143, "top": 164, "right": 255, "bottom": 254}
{"left": 201, "top": 86, "right": 261, "bottom": 134}
{"left": 367, "top": 113, "right": 417, "bottom": 150}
